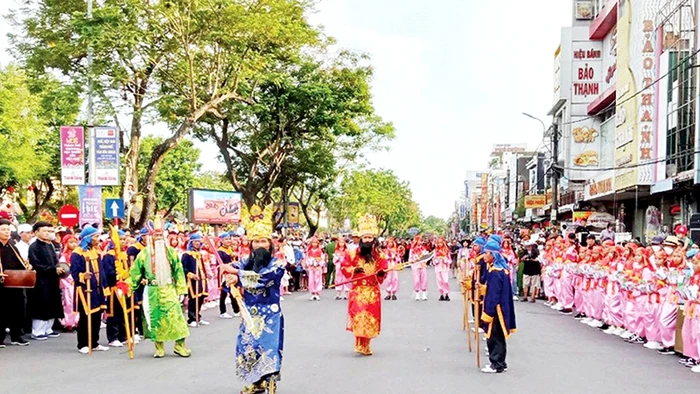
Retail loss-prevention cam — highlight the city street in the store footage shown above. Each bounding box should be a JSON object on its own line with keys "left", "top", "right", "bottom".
{"left": 2, "top": 270, "right": 698, "bottom": 394}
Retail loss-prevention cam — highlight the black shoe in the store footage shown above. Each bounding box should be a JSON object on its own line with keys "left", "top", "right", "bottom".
{"left": 384, "top": 295, "right": 391, "bottom": 300}
{"left": 439, "top": 295, "right": 445, "bottom": 301}
{"left": 10, "top": 338, "right": 29, "bottom": 346}
{"left": 598, "top": 324, "right": 610, "bottom": 331}
{"left": 445, "top": 295, "right": 450, "bottom": 301}
{"left": 657, "top": 347, "right": 675, "bottom": 355}
{"left": 574, "top": 313, "right": 584, "bottom": 319}
{"left": 391, "top": 295, "right": 397, "bottom": 300}
{"left": 47, "top": 332, "right": 60, "bottom": 339}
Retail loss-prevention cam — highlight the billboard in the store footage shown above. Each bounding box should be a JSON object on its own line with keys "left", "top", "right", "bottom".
{"left": 78, "top": 185, "right": 102, "bottom": 229}
{"left": 524, "top": 195, "right": 547, "bottom": 209}
{"left": 92, "top": 126, "right": 120, "bottom": 186}
{"left": 188, "top": 188, "right": 242, "bottom": 224}
{"left": 60, "top": 126, "right": 85, "bottom": 185}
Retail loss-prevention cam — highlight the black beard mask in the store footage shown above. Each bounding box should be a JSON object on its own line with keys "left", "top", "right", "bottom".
{"left": 249, "top": 247, "right": 272, "bottom": 272}
{"left": 359, "top": 240, "right": 374, "bottom": 261}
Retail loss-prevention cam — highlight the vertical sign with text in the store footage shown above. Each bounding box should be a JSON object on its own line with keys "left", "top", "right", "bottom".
{"left": 93, "top": 126, "right": 120, "bottom": 186}
{"left": 60, "top": 126, "right": 85, "bottom": 185}
{"left": 78, "top": 185, "right": 103, "bottom": 229}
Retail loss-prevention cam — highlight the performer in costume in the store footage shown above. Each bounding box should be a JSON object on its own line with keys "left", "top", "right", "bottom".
{"left": 218, "top": 232, "right": 241, "bottom": 318}
{"left": 221, "top": 205, "right": 286, "bottom": 394}
{"left": 182, "top": 233, "right": 210, "bottom": 326}
{"left": 383, "top": 237, "right": 400, "bottom": 300}
{"left": 333, "top": 236, "right": 351, "bottom": 300}
{"left": 126, "top": 229, "right": 147, "bottom": 341}
{"left": 410, "top": 235, "right": 428, "bottom": 301}
{"left": 58, "top": 234, "right": 79, "bottom": 330}
{"left": 340, "top": 214, "right": 389, "bottom": 356}
{"left": 103, "top": 229, "right": 130, "bottom": 347}
{"left": 70, "top": 226, "right": 109, "bottom": 354}
{"left": 480, "top": 239, "right": 516, "bottom": 373}
{"left": 433, "top": 237, "right": 451, "bottom": 301}
{"left": 304, "top": 237, "right": 326, "bottom": 300}
{"left": 127, "top": 218, "right": 191, "bottom": 358}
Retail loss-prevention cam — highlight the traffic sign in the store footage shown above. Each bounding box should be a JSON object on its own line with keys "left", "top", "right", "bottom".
{"left": 105, "top": 199, "right": 125, "bottom": 219}
{"left": 58, "top": 204, "right": 80, "bottom": 227}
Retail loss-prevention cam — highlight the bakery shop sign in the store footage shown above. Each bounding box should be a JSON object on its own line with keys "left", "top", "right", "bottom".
{"left": 586, "top": 176, "right": 614, "bottom": 200}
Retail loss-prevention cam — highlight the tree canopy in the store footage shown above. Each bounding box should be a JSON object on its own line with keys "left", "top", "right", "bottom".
{"left": 329, "top": 169, "right": 421, "bottom": 236}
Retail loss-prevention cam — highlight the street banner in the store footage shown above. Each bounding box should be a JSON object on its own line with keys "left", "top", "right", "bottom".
{"left": 480, "top": 173, "right": 488, "bottom": 227}
{"left": 188, "top": 188, "right": 242, "bottom": 224}
{"left": 60, "top": 126, "right": 85, "bottom": 185}
{"left": 288, "top": 202, "right": 300, "bottom": 228}
{"left": 78, "top": 185, "right": 103, "bottom": 229}
{"left": 93, "top": 126, "right": 120, "bottom": 186}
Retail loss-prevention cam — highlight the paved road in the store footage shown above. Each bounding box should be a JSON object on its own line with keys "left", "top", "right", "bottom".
{"left": 2, "top": 270, "right": 699, "bottom": 393}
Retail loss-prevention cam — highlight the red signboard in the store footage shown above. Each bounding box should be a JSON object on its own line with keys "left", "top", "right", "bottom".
{"left": 58, "top": 204, "right": 80, "bottom": 227}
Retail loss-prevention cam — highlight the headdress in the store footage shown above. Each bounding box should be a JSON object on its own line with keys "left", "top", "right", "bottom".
{"left": 473, "top": 236, "right": 487, "bottom": 247}
{"left": 220, "top": 232, "right": 231, "bottom": 239}
{"left": 187, "top": 233, "right": 203, "bottom": 250}
{"left": 484, "top": 239, "right": 508, "bottom": 270}
{"left": 488, "top": 234, "right": 502, "bottom": 247}
{"left": 245, "top": 205, "right": 273, "bottom": 241}
{"left": 356, "top": 213, "right": 379, "bottom": 237}
{"left": 79, "top": 226, "right": 98, "bottom": 250}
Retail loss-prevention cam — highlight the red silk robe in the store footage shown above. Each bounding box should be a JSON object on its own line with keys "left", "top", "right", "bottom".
{"left": 341, "top": 249, "right": 389, "bottom": 339}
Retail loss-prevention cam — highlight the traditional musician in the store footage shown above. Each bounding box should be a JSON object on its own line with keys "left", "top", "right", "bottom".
{"left": 221, "top": 205, "right": 286, "bottom": 394}
{"left": 480, "top": 239, "right": 516, "bottom": 373}
{"left": 0, "top": 218, "right": 32, "bottom": 346}
{"left": 340, "top": 214, "right": 388, "bottom": 356}
{"left": 182, "top": 233, "right": 209, "bottom": 326}
{"left": 128, "top": 218, "right": 191, "bottom": 358}
{"left": 70, "top": 226, "right": 108, "bottom": 354}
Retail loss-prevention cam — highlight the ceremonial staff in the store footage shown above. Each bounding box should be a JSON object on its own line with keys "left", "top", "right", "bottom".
{"left": 330, "top": 252, "right": 434, "bottom": 289}
{"left": 86, "top": 255, "right": 93, "bottom": 356}
{"left": 203, "top": 236, "right": 254, "bottom": 329}
{"left": 109, "top": 225, "right": 134, "bottom": 359}
{"left": 195, "top": 255, "right": 201, "bottom": 327}
{"left": 473, "top": 259, "right": 482, "bottom": 368}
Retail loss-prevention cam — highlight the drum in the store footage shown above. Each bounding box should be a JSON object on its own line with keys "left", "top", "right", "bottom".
{"left": 0, "top": 269, "right": 37, "bottom": 288}
{"left": 57, "top": 263, "right": 70, "bottom": 279}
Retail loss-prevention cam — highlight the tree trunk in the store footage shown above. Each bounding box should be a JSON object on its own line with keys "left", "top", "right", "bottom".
{"left": 123, "top": 97, "right": 144, "bottom": 229}
{"left": 134, "top": 119, "right": 193, "bottom": 229}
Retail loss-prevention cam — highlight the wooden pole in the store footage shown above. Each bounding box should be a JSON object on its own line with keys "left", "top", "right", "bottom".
{"left": 195, "top": 257, "right": 200, "bottom": 327}
{"left": 118, "top": 292, "right": 134, "bottom": 359}
{"left": 86, "top": 260, "right": 93, "bottom": 356}
{"left": 474, "top": 261, "right": 481, "bottom": 368}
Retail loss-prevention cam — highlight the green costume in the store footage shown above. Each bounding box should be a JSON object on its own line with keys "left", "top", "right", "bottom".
{"left": 128, "top": 244, "right": 190, "bottom": 357}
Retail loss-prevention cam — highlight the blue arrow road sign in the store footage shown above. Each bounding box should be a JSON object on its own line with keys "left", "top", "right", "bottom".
{"left": 105, "top": 198, "right": 125, "bottom": 219}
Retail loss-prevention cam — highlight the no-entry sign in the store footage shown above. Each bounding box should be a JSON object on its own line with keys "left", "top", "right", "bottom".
{"left": 58, "top": 204, "right": 80, "bottom": 227}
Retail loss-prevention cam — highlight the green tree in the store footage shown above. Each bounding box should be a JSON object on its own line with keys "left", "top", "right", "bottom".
{"left": 421, "top": 215, "right": 448, "bottom": 237}
{"left": 329, "top": 169, "right": 420, "bottom": 236}
{"left": 137, "top": 136, "right": 201, "bottom": 216}
{"left": 10, "top": 0, "right": 321, "bottom": 229}
{"left": 200, "top": 51, "right": 393, "bottom": 210}
{"left": 0, "top": 65, "right": 81, "bottom": 221}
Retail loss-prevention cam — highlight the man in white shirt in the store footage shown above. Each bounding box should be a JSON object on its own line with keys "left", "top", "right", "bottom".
{"left": 15, "top": 223, "right": 33, "bottom": 262}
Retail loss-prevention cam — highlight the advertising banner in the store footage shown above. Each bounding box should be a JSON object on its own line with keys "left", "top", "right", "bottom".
{"left": 288, "top": 202, "right": 300, "bottom": 228}
{"left": 60, "top": 126, "right": 85, "bottom": 185}
{"left": 78, "top": 185, "right": 102, "bottom": 229}
{"left": 524, "top": 195, "right": 547, "bottom": 209}
{"left": 188, "top": 189, "right": 242, "bottom": 224}
{"left": 93, "top": 126, "right": 120, "bottom": 186}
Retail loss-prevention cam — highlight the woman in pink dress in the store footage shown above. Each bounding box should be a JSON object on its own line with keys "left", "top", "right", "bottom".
{"left": 680, "top": 250, "right": 700, "bottom": 370}
{"left": 383, "top": 237, "right": 400, "bottom": 300}
{"left": 304, "top": 237, "right": 326, "bottom": 301}
{"left": 433, "top": 237, "right": 452, "bottom": 301}
{"left": 556, "top": 233, "right": 579, "bottom": 314}
{"left": 333, "top": 237, "right": 351, "bottom": 300}
{"left": 58, "top": 234, "right": 79, "bottom": 330}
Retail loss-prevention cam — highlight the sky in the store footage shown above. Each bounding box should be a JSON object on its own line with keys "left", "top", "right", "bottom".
{"left": 0, "top": 0, "right": 572, "bottom": 219}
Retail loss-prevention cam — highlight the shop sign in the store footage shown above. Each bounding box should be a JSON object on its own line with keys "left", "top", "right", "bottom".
{"left": 524, "top": 195, "right": 547, "bottom": 209}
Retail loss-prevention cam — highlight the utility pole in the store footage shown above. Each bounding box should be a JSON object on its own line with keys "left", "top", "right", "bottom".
{"left": 550, "top": 120, "right": 559, "bottom": 222}
{"left": 87, "top": 0, "right": 95, "bottom": 185}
